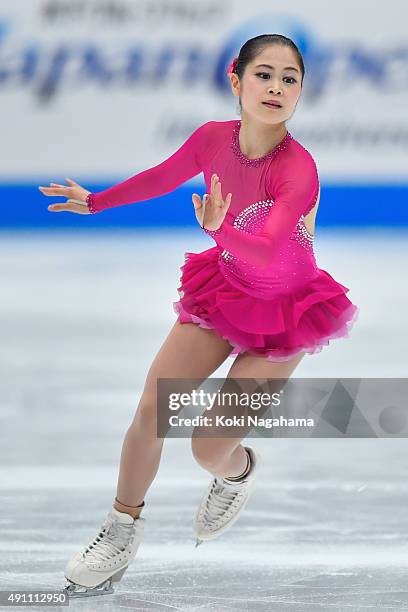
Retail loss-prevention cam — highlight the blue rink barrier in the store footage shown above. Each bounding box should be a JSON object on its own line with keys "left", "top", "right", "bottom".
{"left": 1, "top": 182, "right": 408, "bottom": 229}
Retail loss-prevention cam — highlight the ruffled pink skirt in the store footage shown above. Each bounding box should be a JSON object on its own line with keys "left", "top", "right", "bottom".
{"left": 173, "top": 247, "right": 359, "bottom": 362}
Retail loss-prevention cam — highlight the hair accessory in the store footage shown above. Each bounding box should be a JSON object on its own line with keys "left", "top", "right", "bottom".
{"left": 226, "top": 57, "right": 238, "bottom": 77}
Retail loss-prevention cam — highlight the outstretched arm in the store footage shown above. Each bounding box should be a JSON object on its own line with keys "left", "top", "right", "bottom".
{"left": 204, "top": 157, "right": 319, "bottom": 268}
{"left": 87, "top": 122, "right": 212, "bottom": 213}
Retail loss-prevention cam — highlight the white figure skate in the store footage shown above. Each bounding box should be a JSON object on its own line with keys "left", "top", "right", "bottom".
{"left": 193, "top": 446, "right": 259, "bottom": 547}
{"left": 63, "top": 508, "right": 144, "bottom": 597}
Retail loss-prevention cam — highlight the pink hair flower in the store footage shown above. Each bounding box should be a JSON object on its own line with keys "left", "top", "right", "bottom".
{"left": 226, "top": 57, "right": 238, "bottom": 77}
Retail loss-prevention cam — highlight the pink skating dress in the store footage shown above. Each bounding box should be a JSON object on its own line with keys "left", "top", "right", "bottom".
{"left": 87, "top": 119, "right": 359, "bottom": 362}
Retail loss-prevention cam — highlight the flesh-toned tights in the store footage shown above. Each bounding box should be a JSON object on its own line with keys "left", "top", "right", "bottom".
{"left": 114, "top": 321, "right": 304, "bottom": 517}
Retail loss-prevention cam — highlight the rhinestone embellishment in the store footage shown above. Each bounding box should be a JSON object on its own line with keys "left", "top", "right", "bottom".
{"left": 216, "top": 199, "right": 314, "bottom": 267}
{"left": 205, "top": 196, "right": 314, "bottom": 275}
{"left": 220, "top": 199, "right": 275, "bottom": 267}
{"left": 204, "top": 226, "right": 223, "bottom": 238}
{"left": 233, "top": 199, "right": 275, "bottom": 234}
{"left": 291, "top": 217, "right": 314, "bottom": 250}
{"left": 86, "top": 193, "right": 98, "bottom": 214}
{"left": 231, "top": 120, "right": 293, "bottom": 167}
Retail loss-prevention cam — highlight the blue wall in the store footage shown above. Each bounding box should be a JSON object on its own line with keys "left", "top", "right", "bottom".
{"left": 2, "top": 182, "right": 407, "bottom": 229}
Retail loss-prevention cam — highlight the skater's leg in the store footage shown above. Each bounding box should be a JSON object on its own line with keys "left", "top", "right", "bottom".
{"left": 64, "top": 321, "right": 233, "bottom": 594}
{"left": 191, "top": 351, "right": 306, "bottom": 544}
{"left": 115, "top": 321, "right": 233, "bottom": 508}
{"left": 191, "top": 351, "right": 305, "bottom": 478}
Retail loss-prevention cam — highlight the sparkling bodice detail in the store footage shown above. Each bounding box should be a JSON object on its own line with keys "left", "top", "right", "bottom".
{"left": 206, "top": 199, "right": 313, "bottom": 256}
{"left": 205, "top": 198, "right": 317, "bottom": 296}
{"left": 231, "top": 121, "right": 293, "bottom": 167}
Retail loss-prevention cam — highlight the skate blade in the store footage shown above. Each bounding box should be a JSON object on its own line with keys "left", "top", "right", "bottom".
{"left": 64, "top": 566, "right": 128, "bottom": 598}
{"left": 195, "top": 538, "right": 204, "bottom": 548}
{"left": 64, "top": 579, "right": 114, "bottom": 598}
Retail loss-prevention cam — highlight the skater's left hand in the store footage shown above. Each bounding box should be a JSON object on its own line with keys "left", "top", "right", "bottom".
{"left": 192, "top": 174, "right": 232, "bottom": 231}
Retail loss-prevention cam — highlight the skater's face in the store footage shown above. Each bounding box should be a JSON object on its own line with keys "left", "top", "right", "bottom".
{"left": 230, "top": 45, "right": 303, "bottom": 124}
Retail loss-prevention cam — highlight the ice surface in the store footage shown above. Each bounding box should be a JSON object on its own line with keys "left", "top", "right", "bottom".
{"left": 1, "top": 229, "right": 408, "bottom": 611}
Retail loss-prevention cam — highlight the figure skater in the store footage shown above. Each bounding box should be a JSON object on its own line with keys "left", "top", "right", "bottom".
{"left": 38, "top": 34, "right": 359, "bottom": 597}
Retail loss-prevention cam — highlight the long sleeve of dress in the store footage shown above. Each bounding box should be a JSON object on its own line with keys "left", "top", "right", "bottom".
{"left": 204, "top": 154, "right": 319, "bottom": 269}
{"left": 87, "top": 122, "right": 212, "bottom": 213}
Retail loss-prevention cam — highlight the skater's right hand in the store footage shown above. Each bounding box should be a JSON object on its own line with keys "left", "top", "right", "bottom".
{"left": 192, "top": 174, "right": 232, "bottom": 231}
{"left": 38, "top": 178, "right": 91, "bottom": 214}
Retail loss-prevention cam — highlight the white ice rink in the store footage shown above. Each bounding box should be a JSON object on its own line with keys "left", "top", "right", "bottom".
{"left": 1, "top": 228, "right": 408, "bottom": 611}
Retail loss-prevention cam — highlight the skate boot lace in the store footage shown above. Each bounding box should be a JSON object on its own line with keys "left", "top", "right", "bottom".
{"left": 204, "top": 477, "right": 247, "bottom": 526}
{"left": 83, "top": 515, "right": 134, "bottom": 564}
